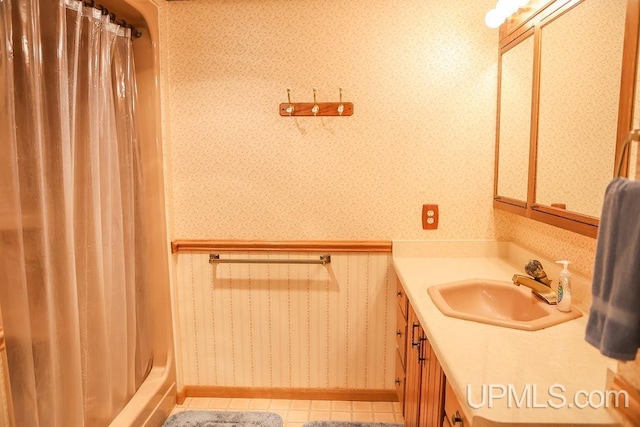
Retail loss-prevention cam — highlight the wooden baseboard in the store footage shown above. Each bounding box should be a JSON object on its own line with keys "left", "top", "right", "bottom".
{"left": 610, "top": 375, "right": 640, "bottom": 426}
{"left": 177, "top": 386, "right": 397, "bottom": 402}
{"left": 176, "top": 388, "right": 187, "bottom": 405}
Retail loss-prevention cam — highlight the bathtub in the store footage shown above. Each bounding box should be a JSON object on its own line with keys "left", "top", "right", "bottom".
{"left": 108, "top": 0, "right": 177, "bottom": 423}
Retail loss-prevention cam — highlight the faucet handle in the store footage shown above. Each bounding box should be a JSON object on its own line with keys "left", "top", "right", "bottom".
{"left": 525, "top": 259, "right": 551, "bottom": 285}
{"left": 525, "top": 259, "right": 543, "bottom": 276}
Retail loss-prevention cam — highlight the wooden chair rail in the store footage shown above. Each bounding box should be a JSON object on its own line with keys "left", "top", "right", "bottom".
{"left": 171, "top": 240, "right": 393, "bottom": 254}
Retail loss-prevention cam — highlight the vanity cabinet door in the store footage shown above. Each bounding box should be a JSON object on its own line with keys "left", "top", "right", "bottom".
{"left": 397, "top": 279, "right": 408, "bottom": 319}
{"left": 395, "top": 303, "right": 408, "bottom": 412}
{"left": 394, "top": 349, "right": 406, "bottom": 414}
{"left": 396, "top": 307, "right": 407, "bottom": 368}
{"left": 418, "top": 336, "right": 445, "bottom": 427}
{"left": 404, "top": 304, "right": 422, "bottom": 427}
{"left": 444, "top": 379, "right": 468, "bottom": 427}
{"left": 395, "top": 279, "right": 409, "bottom": 413}
{"left": 404, "top": 302, "right": 445, "bottom": 427}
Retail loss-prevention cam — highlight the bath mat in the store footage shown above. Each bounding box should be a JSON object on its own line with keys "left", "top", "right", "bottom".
{"left": 301, "top": 423, "right": 402, "bottom": 427}
{"left": 163, "top": 410, "right": 283, "bottom": 427}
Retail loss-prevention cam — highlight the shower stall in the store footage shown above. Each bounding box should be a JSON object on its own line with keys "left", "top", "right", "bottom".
{"left": 0, "top": 0, "right": 175, "bottom": 425}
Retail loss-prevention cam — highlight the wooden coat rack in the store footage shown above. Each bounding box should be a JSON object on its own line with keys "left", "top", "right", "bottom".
{"left": 279, "top": 88, "right": 354, "bottom": 117}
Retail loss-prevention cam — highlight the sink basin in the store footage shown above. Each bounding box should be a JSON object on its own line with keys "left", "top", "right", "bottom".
{"left": 427, "top": 279, "right": 582, "bottom": 331}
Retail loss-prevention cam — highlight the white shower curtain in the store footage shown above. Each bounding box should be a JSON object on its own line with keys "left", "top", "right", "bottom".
{"left": 0, "top": 0, "right": 152, "bottom": 425}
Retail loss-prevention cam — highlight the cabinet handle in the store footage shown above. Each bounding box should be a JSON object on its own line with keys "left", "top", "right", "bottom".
{"left": 418, "top": 336, "right": 427, "bottom": 362}
{"left": 395, "top": 378, "right": 401, "bottom": 385}
{"left": 452, "top": 411, "right": 463, "bottom": 426}
{"left": 411, "top": 323, "right": 420, "bottom": 347}
{"left": 397, "top": 291, "right": 403, "bottom": 297}
{"left": 396, "top": 330, "right": 402, "bottom": 336}
{"left": 415, "top": 343, "right": 422, "bottom": 362}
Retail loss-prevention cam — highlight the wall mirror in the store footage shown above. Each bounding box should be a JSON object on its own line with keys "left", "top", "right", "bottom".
{"left": 534, "top": 0, "right": 626, "bottom": 218}
{"left": 493, "top": 0, "right": 636, "bottom": 238}
{"left": 495, "top": 33, "right": 534, "bottom": 206}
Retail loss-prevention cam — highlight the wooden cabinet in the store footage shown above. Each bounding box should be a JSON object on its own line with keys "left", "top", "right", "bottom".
{"left": 395, "top": 280, "right": 408, "bottom": 414}
{"left": 418, "top": 330, "right": 445, "bottom": 427}
{"left": 404, "top": 304, "right": 421, "bottom": 427}
{"left": 0, "top": 326, "right": 14, "bottom": 426}
{"left": 444, "top": 379, "right": 468, "bottom": 427}
{"left": 397, "top": 281, "right": 445, "bottom": 427}
{"left": 396, "top": 278, "right": 408, "bottom": 318}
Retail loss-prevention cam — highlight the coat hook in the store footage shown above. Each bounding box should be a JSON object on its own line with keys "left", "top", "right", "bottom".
{"left": 286, "top": 88, "right": 294, "bottom": 116}
{"left": 337, "top": 87, "right": 345, "bottom": 116}
{"left": 312, "top": 87, "right": 320, "bottom": 116}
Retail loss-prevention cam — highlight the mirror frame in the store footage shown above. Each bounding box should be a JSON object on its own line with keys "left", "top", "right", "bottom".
{"left": 493, "top": 0, "right": 639, "bottom": 238}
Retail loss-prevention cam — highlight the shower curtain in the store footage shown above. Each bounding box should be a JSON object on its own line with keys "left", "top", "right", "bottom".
{"left": 0, "top": 0, "right": 153, "bottom": 425}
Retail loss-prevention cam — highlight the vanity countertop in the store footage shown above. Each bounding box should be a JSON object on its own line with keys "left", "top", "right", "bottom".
{"left": 392, "top": 240, "right": 619, "bottom": 427}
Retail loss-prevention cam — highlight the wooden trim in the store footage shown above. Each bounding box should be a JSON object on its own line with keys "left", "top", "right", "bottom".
{"left": 530, "top": 204, "right": 599, "bottom": 227}
{"left": 529, "top": 209, "right": 598, "bottom": 238}
{"left": 493, "top": 196, "right": 527, "bottom": 209}
{"left": 615, "top": 0, "right": 640, "bottom": 178}
{"left": 171, "top": 240, "right": 393, "bottom": 254}
{"left": 176, "top": 388, "right": 186, "bottom": 405}
{"left": 535, "top": 0, "right": 583, "bottom": 30}
{"left": 499, "top": 0, "right": 577, "bottom": 48}
{"left": 610, "top": 374, "right": 640, "bottom": 426}
{"left": 494, "top": 199, "right": 527, "bottom": 217}
{"left": 528, "top": 24, "right": 542, "bottom": 215}
{"left": 179, "top": 386, "right": 397, "bottom": 402}
{"left": 499, "top": 0, "right": 555, "bottom": 46}
{"left": 0, "top": 327, "right": 4, "bottom": 352}
{"left": 494, "top": 43, "right": 502, "bottom": 202}
{"left": 495, "top": 204, "right": 598, "bottom": 238}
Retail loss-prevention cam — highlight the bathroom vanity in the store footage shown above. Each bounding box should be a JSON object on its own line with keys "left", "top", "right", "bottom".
{"left": 393, "top": 240, "right": 619, "bottom": 427}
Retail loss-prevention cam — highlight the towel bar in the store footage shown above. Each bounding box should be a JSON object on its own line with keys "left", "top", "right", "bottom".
{"left": 615, "top": 129, "right": 640, "bottom": 177}
{"left": 209, "top": 253, "right": 331, "bottom": 265}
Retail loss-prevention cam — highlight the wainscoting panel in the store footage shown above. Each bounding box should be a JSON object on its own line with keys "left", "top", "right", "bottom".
{"left": 173, "top": 251, "right": 397, "bottom": 390}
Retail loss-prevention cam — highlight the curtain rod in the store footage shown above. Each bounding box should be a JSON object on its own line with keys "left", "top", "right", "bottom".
{"left": 81, "top": 0, "right": 143, "bottom": 38}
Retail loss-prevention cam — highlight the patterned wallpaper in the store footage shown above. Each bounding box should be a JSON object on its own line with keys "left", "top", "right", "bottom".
{"left": 162, "top": 0, "right": 499, "bottom": 241}
{"left": 159, "top": 0, "right": 640, "bottom": 400}
{"left": 497, "top": 210, "right": 596, "bottom": 278}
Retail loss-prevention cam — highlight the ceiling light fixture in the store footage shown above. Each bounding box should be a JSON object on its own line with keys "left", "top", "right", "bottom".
{"left": 485, "top": 0, "right": 530, "bottom": 28}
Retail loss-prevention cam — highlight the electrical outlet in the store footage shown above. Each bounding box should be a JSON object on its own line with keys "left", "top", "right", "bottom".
{"left": 422, "top": 204, "right": 438, "bottom": 230}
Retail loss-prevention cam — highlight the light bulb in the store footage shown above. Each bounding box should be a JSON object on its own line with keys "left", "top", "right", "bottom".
{"left": 496, "top": 0, "right": 519, "bottom": 16}
{"left": 485, "top": 8, "right": 505, "bottom": 28}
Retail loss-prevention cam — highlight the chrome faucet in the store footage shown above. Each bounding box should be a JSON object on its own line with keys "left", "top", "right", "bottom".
{"left": 512, "top": 260, "right": 558, "bottom": 305}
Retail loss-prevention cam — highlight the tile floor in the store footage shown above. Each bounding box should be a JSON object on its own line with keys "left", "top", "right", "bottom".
{"left": 172, "top": 397, "right": 405, "bottom": 427}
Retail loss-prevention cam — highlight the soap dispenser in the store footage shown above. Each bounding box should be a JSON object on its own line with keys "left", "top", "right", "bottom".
{"left": 556, "top": 260, "right": 572, "bottom": 312}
